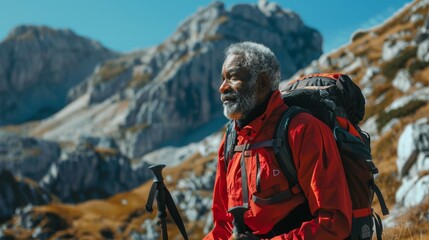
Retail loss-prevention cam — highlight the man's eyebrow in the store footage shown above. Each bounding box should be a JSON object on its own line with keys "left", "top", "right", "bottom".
{"left": 225, "top": 66, "right": 241, "bottom": 74}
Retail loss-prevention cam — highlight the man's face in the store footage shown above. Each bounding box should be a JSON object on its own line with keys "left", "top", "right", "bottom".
{"left": 219, "top": 54, "right": 258, "bottom": 120}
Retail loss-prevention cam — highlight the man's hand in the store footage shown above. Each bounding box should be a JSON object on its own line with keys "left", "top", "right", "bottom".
{"left": 232, "top": 231, "right": 261, "bottom": 240}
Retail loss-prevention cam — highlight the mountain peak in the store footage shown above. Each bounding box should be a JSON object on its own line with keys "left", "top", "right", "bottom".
{"left": 0, "top": 25, "right": 117, "bottom": 125}
{"left": 5, "top": 25, "right": 72, "bottom": 42}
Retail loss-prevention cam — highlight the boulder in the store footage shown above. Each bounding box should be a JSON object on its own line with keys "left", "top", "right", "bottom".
{"left": 396, "top": 174, "right": 429, "bottom": 208}
{"left": 415, "top": 9, "right": 429, "bottom": 44}
{"left": 417, "top": 39, "right": 429, "bottom": 62}
{"left": 395, "top": 118, "right": 429, "bottom": 208}
{"left": 392, "top": 69, "right": 412, "bottom": 92}
{"left": 385, "top": 87, "right": 429, "bottom": 112}
{"left": 0, "top": 132, "right": 60, "bottom": 181}
{"left": 396, "top": 118, "right": 429, "bottom": 177}
{"left": 382, "top": 40, "right": 409, "bottom": 62}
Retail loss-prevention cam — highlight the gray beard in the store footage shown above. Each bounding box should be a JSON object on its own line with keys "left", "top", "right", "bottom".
{"left": 222, "top": 86, "right": 257, "bottom": 120}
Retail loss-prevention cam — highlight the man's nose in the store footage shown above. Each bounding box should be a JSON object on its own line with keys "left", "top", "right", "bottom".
{"left": 219, "top": 79, "right": 230, "bottom": 93}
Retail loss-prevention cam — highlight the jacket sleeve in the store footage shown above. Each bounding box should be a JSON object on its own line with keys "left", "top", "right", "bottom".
{"left": 203, "top": 135, "right": 234, "bottom": 240}
{"left": 272, "top": 114, "right": 352, "bottom": 240}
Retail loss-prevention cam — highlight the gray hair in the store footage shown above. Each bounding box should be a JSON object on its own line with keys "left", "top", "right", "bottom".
{"left": 225, "top": 42, "right": 280, "bottom": 91}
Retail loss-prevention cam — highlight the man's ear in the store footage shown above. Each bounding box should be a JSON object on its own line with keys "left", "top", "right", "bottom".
{"left": 258, "top": 73, "right": 271, "bottom": 95}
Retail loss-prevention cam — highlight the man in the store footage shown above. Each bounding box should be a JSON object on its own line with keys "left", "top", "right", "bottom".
{"left": 204, "top": 42, "right": 352, "bottom": 239}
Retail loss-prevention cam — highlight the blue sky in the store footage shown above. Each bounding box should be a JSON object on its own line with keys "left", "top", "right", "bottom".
{"left": 1, "top": 0, "right": 412, "bottom": 54}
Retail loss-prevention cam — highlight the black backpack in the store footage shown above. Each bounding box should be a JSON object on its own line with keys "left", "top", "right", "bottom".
{"left": 224, "top": 73, "right": 389, "bottom": 240}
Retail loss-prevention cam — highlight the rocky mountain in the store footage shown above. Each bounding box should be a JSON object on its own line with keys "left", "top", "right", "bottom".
{"left": 3, "top": 0, "right": 429, "bottom": 239}
{"left": 0, "top": 25, "right": 117, "bottom": 125}
{"left": 0, "top": 1, "right": 324, "bottom": 238}
{"left": 29, "top": 1, "right": 323, "bottom": 158}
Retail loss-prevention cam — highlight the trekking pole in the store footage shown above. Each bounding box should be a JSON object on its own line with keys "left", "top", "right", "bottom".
{"left": 145, "top": 164, "right": 189, "bottom": 240}
{"left": 228, "top": 206, "right": 248, "bottom": 236}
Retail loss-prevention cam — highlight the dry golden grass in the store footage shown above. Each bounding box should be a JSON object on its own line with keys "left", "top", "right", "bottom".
{"left": 128, "top": 72, "right": 152, "bottom": 89}
{"left": 414, "top": 66, "right": 429, "bottom": 86}
{"left": 383, "top": 199, "right": 429, "bottom": 240}
{"left": 97, "top": 61, "right": 128, "bottom": 82}
{"left": 20, "top": 182, "right": 154, "bottom": 239}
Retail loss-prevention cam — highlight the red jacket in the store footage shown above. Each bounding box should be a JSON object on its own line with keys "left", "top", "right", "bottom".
{"left": 204, "top": 90, "right": 352, "bottom": 239}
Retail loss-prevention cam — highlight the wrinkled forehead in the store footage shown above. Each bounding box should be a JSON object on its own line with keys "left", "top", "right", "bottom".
{"left": 222, "top": 54, "right": 246, "bottom": 72}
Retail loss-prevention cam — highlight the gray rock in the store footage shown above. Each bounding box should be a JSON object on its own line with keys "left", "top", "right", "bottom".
{"left": 343, "top": 58, "right": 362, "bottom": 73}
{"left": 0, "top": 170, "right": 52, "bottom": 223}
{"left": 0, "top": 25, "right": 117, "bottom": 125}
{"left": 381, "top": 118, "right": 400, "bottom": 135}
{"left": 360, "top": 67, "right": 380, "bottom": 87}
{"left": 0, "top": 132, "right": 60, "bottom": 181}
{"left": 318, "top": 54, "right": 332, "bottom": 70}
{"left": 382, "top": 40, "right": 409, "bottom": 62}
{"left": 40, "top": 142, "right": 152, "bottom": 203}
{"left": 417, "top": 39, "right": 429, "bottom": 62}
{"left": 410, "top": 13, "right": 424, "bottom": 23}
{"left": 392, "top": 69, "right": 412, "bottom": 92}
{"left": 140, "top": 219, "right": 159, "bottom": 240}
{"left": 386, "top": 87, "right": 429, "bottom": 112}
{"left": 415, "top": 14, "right": 429, "bottom": 43}
{"left": 335, "top": 50, "right": 355, "bottom": 69}
{"left": 407, "top": 152, "right": 429, "bottom": 178}
{"left": 396, "top": 175, "right": 429, "bottom": 208}
{"left": 360, "top": 116, "right": 379, "bottom": 141}
{"left": 395, "top": 118, "right": 429, "bottom": 208}
{"left": 203, "top": 211, "right": 214, "bottom": 235}
{"left": 396, "top": 118, "right": 429, "bottom": 177}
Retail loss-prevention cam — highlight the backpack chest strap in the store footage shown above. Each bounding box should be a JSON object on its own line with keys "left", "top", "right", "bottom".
{"left": 252, "top": 184, "right": 302, "bottom": 206}
{"left": 233, "top": 139, "right": 282, "bottom": 152}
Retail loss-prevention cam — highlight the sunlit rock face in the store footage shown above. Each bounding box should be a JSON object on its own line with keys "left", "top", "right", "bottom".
{"left": 396, "top": 118, "right": 429, "bottom": 208}
{"left": 0, "top": 25, "right": 117, "bottom": 125}
{"left": 33, "top": 2, "right": 322, "bottom": 158}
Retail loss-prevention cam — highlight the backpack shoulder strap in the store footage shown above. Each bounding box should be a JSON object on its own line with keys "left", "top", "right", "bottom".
{"left": 224, "top": 120, "right": 237, "bottom": 170}
{"left": 273, "top": 106, "right": 308, "bottom": 188}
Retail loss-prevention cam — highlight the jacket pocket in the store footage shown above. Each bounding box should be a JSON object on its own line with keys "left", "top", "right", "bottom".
{"left": 250, "top": 148, "right": 292, "bottom": 205}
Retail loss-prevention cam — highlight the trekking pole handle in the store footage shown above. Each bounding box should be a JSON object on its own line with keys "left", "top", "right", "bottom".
{"left": 149, "top": 164, "right": 166, "bottom": 183}
{"left": 228, "top": 206, "right": 248, "bottom": 235}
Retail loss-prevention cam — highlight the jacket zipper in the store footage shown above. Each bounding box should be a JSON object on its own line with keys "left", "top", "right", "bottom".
{"left": 256, "top": 153, "right": 261, "bottom": 193}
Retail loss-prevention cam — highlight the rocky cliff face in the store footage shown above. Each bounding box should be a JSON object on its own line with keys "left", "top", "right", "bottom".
{"left": 0, "top": 170, "right": 53, "bottom": 223}
{"left": 0, "top": 131, "right": 61, "bottom": 181}
{"left": 0, "top": 132, "right": 153, "bottom": 204}
{"left": 0, "top": 25, "right": 117, "bottom": 125}
{"left": 40, "top": 139, "right": 153, "bottom": 203}
{"left": 31, "top": 1, "right": 323, "bottom": 158}
{"left": 395, "top": 118, "right": 429, "bottom": 208}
